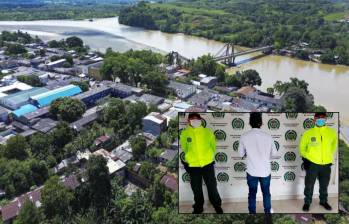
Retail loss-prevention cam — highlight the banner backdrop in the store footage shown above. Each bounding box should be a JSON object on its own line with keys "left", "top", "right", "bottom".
{"left": 178, "top": 112, "right": 339, "bottom": 203}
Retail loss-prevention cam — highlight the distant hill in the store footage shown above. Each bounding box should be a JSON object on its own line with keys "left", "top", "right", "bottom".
{"left": 0, "top": 0, "right": 140, "bottom": 5}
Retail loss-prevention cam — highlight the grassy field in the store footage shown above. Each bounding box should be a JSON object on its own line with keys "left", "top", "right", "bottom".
{"left": 149, "top": 3, "right": 229, "bottom": 16}
{"left": 324, "top": 10, "right": 349, "bottom": 21}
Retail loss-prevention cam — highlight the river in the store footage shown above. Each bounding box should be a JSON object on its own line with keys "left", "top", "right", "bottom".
{"left": 0, "top": 17, "right": 348, "bottom": 124}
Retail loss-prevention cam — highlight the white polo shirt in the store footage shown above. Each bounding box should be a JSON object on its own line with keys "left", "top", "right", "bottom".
{"left": 238, "top": 128, "right": 278, "bottom": 177}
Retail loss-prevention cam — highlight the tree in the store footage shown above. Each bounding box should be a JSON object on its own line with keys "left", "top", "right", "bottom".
{"left": 130, "top": 135, "right": 147, "bottom": 160}
{"left": 240, "top": 69, "right": 261, "bottom": 86}
{"left": 50, "top": 98, "right": 86, "bottom": 122}
{"left": 48, "top": 40, "right": 60, "bottom": 48}
{"left": 27, "top": 159, "right": 49, "bottom": 186}
{"left": 142, "top": 71, "right": 167, "bottom": 95}
{"left": 41, "top": 176, "right": 74, "bottom": 221}
{"left": 5, "top": 44, "right": 27, "bottom": 55}
{"left": 3, "top": 135, "right": 29, "bottom": 160}
{"left": 29, "top": 133, "right": 53, "bottom": 161}
{"left": 139, "top": 161, "right": 157, "bottom": 181}
{"left": 321, "top": 51, "right": 336, "bottom": 64}
{"left": 86, "top": 155, "right": 111, "bottom": 216}
{"left": 14, "top": 200, "right": 42, "bottom": 224}
{"left": 192, "top": 54, "right": 218, "bottom": 76}
{"left": 51, "top": 121, "right": 74, "bottom": 150}
{"left": 17, "top": 75, "right": 43, "bottom": 87}
{"left": 71, "top": 81, "right": 89, "bottom": 92}
{"left": 66, "top": 36, "right": 83, "bottom": 48}
{"left": 266, "top": 87, "right": 274, "bottom": 95}
{"left": 281, "top": 87, "right": 314, "bottom": 112}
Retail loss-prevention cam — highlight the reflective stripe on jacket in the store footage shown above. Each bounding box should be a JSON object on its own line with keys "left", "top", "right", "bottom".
{"left": 299, "top": 125, "right": 337, "bottom": 165}
{"left": 180, "top": 125, "right": 216, "bottom": 167}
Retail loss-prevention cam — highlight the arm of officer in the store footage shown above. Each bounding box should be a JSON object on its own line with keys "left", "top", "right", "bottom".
{"left": 238, "top": 136, "right": 246, "bottom": 158}
{"left": 180, "top": 129, "right": 188, "bottom": 155}
{"left": 299, "top": 131, "right": 308, "bottom": 158}
{"left": 209, "top": 129, "right": 216, "bottom": 154}
{"left": 331, "top": 129, "right": 338, "bottom": 155}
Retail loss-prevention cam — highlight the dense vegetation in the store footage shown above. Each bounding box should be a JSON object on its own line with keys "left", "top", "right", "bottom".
{"left": 101, "top": 48, "right": 168, "bottom": 95}
{"left": 119, "top": 1, "right": 349, "bottom": 65}
{"left": 0, "top": 4, "right": 122, "bottom": 21}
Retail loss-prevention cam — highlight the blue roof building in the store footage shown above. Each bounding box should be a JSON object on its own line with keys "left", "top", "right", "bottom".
{"left": 30, "top": 84, "right": 82, "bottom": 107}
{"left": 12, "top": 104, "right": 38, "bottom": 117}
{"left": 0, "top": 87, "right": 49, "bottom": 110}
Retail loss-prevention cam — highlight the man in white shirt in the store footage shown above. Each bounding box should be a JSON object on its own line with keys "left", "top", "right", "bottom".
{"left": 238, "top": 112, "right": 277, "bottom": 214}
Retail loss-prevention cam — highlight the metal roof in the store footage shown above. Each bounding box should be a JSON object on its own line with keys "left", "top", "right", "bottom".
{"left": 0, "top": 87, "right": 49, "bottom": 109}
{"left": 30, "top": 84, "right": 82, "bottom": 107}
{"left": 12, "top": 104, "right": 38, "bottom": 117}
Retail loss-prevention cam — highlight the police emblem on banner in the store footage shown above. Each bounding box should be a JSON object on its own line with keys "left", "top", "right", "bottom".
{"left": 212, "top": 112, "right": 225, "bottom": 118}
{"left": 285, "top": 130, "right": 297, "bottom": 141}
{"left": 201, "top": 118, "right": 207, "bottom": 127}
{"left": 233, "top": 141, "right": 239, "bottom": 151}
{"left": 285, "top": 113, "right": 298, "bottom": 119}
{"left": 284, "top": 151, "right": 296, "bottom": 161}
{"left": 271, "top": 161, "right": 280, "bottom": 172}
{"left": 274, "top": 140, "right": 280, "bottom": 151}
{"left": 268, "top": 118, "right": 280, "bottom": 130}
{"left": 182, "top": 172, "right": 191, "bottom": 182}
{"left": 216, "top": 172, "right": 229, "bottom": 182}
{"left": 214, "top": 129, "right": 227, "bottom": 141}
{"left": 303, "top": 118, "right": 315, "bottom": 129}
{"left": 284, "top": 171, "right": 296, "bottom": 182}
{"left": 231, "top": 118, "right": 244, "bottom": 130}
{"left": 215, "top": 152, "right": 228, "bottom": 163}
{"left": 234, "top": 162, "right": 247, "bottom": 172}
{"left": 180, "top": 152, "right": 185, "bottom": 162}
{"left": 326, "top": 112, "right": 334, "bottom": 118}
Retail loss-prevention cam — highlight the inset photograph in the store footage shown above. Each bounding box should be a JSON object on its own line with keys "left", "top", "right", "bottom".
{"left": 179, "top": 112, "right": 339, "bottom": 214}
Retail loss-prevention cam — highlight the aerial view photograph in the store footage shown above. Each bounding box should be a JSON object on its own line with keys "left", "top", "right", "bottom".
{"left": 0, "top": 0, "right": 348, "bottom": 223}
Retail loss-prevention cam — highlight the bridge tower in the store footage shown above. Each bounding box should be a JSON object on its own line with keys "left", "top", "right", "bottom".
{"left": 223, "top": 43, "right": 235, "bottom": 65}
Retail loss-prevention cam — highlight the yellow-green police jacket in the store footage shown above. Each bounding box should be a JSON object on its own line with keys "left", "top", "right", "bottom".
{"left": 180, "top": 125, "right": 216, "bottom": 167}
{"left": 299, "top": 125, "right": 338, "bottom": 165}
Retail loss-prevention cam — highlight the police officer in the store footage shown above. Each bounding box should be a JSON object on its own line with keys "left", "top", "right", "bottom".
{"left": 299, "top": 112, "right": 338, "bottom": 212}
{"left": 180, "top": 113, "right": 223, "bottom": 214}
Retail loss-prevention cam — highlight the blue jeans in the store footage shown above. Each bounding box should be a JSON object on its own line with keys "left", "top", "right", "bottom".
{"left": 247, "top": 173, "right": 271, "bottom": 214}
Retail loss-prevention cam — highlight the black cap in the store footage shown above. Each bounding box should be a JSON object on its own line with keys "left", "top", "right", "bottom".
{"left": 188, "top": 113, "right": 201, "bottom": 120}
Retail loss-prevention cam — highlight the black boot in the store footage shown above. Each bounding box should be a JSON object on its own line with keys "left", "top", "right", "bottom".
{"left": 320, "top": 202, "right": 332, "bottom": 210}
{"left": 302, "top": 203, "right": 310, "bottom": 212}
{"left": 192, "top": 208, "right": 203, "bottom": 214}
{"left": 214, "top": 206, "right": 223, "bottom": 214}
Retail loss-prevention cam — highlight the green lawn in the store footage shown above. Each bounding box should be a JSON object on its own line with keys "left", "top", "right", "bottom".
{"left": 324, "top": 10, "right": 349, "bottom": 21}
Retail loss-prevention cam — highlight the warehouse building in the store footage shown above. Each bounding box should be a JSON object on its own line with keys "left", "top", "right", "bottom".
{"left": 0, "top": 87, "right": 49, "bottom": 110}
{"left": 73, "top": 86, "right": 112, "bottom": 107}
{"left": 29, "top": 84, "right": 82, "bottom": 108}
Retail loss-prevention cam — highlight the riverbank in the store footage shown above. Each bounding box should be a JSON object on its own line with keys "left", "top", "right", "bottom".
{"left": 0, "top": 17, "right": 348, "bottom": 125}
{"left": 0, "top": 4, "right": 121, "bottom": 21}
{"left": 118, "top": 1, "right": 349, "bottom": 66}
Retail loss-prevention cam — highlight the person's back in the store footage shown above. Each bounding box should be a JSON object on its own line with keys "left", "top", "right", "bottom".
{"left": 239, "top": 128, "right": 276, "bottom": 177}
{"left": 238, "top": 112, "right": 276, "bottom": 214}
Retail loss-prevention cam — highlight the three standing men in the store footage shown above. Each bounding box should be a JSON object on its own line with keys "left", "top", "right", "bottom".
{"left": 180, "top": 112, "right": 337, "bottom": 214}
{"left": 180, "top": 113, "right": 223, "bottom": 214}
{"left": 300, "top": 112, "right": 338, "bottom": 212}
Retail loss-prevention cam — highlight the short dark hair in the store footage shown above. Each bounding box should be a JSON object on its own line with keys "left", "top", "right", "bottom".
{"left": 188, "top": 113, "right": 201, "bottom": 120}
{"left": 314, "top": 112, "right": 327, "bottom": 118}
{"left": 249, "top": 112, "right": 262, "bottom": 128}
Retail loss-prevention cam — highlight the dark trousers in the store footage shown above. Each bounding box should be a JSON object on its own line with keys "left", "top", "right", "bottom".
{"left": 247, "top": 173, "right": 271, "bottom": 214}
{"left": 188, "top": 162, "right": 222, "bottom": 211}
{"left": 304, "top": 162, "right": 331, "bottom": 205}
